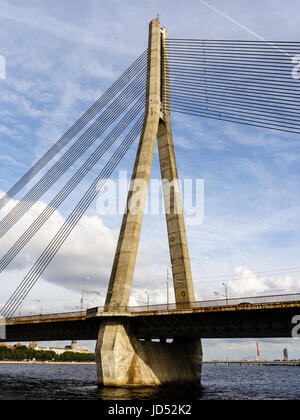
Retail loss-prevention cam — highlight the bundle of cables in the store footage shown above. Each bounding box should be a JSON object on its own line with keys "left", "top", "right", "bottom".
{"left": 0, "top": 51, "right": 148, "bottom": 318}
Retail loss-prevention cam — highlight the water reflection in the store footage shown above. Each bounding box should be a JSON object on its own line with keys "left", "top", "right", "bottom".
{"left": 96, "top": 385, "right": 204, "bottom": 400}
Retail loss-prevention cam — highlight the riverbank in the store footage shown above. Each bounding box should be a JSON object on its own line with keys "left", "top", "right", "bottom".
{"left": 203, "top": 361, "right": 300, "bottom": 367}
{"left": 0, "top": 361, "right": 96, "bottom": 365}
{"left": 1, "top": 360, "right": 298, "bottom": 367}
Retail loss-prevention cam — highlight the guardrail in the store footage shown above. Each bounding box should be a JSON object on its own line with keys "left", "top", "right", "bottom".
{"left": 9, "top": 311, "right": 84, "bottom": 322}
{"left": 87, "top": 292, "right": 300, "bottom": 315}
{"left": 7, "top": 292, "right": 300, "bottom": 320}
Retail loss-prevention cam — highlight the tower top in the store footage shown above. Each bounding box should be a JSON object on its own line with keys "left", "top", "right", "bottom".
{"left": 151, "top": 16, "right": 160, "bottom": 25}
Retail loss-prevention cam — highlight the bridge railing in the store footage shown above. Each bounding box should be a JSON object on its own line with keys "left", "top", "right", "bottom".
{"left": 86, "top": 292, "right": 300, "bottom": 315}
{"left": 9, "top": 311, "right": 84, "bottom": 321}
{"left": 127, "top": 292, "right": 300, "bottom": 313}
{"left": 8, "top": 292, "right": 300, "bottom": 320}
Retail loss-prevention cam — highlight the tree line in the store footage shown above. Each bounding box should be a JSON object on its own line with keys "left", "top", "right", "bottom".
{"left": 0, "top": 346, "right": 95, "bottom": 362}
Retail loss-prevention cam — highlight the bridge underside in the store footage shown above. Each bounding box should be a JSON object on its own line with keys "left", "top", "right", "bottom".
{"left": 2, "top": 305, "right": 298, "bottom": 343}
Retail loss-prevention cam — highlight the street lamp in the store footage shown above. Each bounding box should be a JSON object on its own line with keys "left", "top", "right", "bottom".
{"left": 214, "top": 284, "right": 229, "bottom": 305}
{"left": 166, "top": 265, "right": 173, "bottom": 309}
{"left": 145, "top": 291, "right": 150, "bottom": 307}
{"left": 81, "top": 277, "right": 91, "bottom": 314}
{"left": 85, "top": 290, "right": 101, "bottom": 308}
{"left": 222, "top": 283, "right": 229, "bottom": 305}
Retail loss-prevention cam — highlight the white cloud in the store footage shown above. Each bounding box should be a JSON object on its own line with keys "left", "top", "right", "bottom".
{"left": 0, "top": 191, "right": 171, "bottom": 312}
{"left": 0, "top": 193, "right": 114, "bottom": 308}
{"left": 228, "top": 266, "right": 295, "bottom": 296}
{"left": 174, "top": 135, "right": 201, "bottom": 151}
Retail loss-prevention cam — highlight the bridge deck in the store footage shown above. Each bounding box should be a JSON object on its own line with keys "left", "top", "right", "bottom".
{"left": 2, "top": 293, "right": 300, "bottom": 342}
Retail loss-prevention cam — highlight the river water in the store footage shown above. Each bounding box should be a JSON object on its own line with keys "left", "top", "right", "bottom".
{"left": 0, "top": 363, "right": 299, "bottom": 400}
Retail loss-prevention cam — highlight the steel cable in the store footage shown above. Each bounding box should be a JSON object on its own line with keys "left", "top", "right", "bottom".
{"left": 168, "top": 78, "right": 300, "bottom": 98}
{"left": 168, "top": 58, "right": 295, "bottom": 70}
{"left": 0, "top": 70, "right": 146, "bottom": 239}
{"left": 166, "top": 105, "right": 300, "bottom": 134}
{"left": 168, "top": 72, "right": 300, "bottom": 89}
{"left": 1, "top": 115, "right": 144, "bottom": 318}
{"left": 166, "top": 51, "right": 300, "bottom": 60}
{"left": 168, "top": 86, "right": 300, "bottom": 111}
{"left": 162, "top": 39, "right": 300, "bottom": 134}
{"left": 0, "top": 50, "right": 148, "bottom": 211}
{"left": 168, "top": 98, "right": 300, "bottom": 128}
{"left": 168, "top": 99, "right": 300, "bottom": 127}
{"left": 0, "top": 96, "right": 145, "bottom": 274}
{"left": 168, "top": 66, "right": 295, "bottom": 79}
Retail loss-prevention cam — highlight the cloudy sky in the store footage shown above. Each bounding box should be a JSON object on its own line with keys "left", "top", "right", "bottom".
{"left": 0, "top": 0, "right": 300, "bottom": 359}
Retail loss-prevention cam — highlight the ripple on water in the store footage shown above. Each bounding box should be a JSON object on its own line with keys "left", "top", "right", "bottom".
{"left": 0, "top": 364, "right": 299, "bottom": 400}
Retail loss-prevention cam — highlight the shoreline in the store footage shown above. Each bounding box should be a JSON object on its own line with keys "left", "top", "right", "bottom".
{"left": 0, "top": 361, "right": 96, "bottom": 365}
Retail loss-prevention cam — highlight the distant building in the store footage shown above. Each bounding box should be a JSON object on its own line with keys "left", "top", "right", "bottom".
{"left": 32, "top": 341, "right": 92, "bottom": 355}
{"left": 256, "top": 341, "right": 262, "bottom": 362}
{"left": 71, "top": 340, "right": 77, "bottom": 351}
{"left": 33, "top": 346, "right": 92, "bottom": 355}
{"left": 1, "top": 341, "right": 92, "bottom": 355}
{"left": 283, "top": 348, "right": 289, "bottom": 361}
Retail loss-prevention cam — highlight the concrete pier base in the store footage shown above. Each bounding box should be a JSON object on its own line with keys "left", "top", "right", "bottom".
{"left": 95, "top": 320, "right": 202, "bottom": 387}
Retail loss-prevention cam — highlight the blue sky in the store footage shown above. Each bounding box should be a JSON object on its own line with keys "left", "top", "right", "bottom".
{"left": 0, "top": 0, "right": 300, "bottom": 359}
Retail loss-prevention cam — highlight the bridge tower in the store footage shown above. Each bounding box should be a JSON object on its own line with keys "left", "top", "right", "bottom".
{"left": 95, "top": 18, "right": 202, "bottom": 387}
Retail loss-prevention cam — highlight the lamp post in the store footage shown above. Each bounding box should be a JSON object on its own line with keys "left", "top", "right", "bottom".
{"left": 166, "top": 265, "right": 173, "bottom": 309}
{"left": 214, "top": 283, "right": 229, "bottom": 306}
{"left": 85, "top": 290, "right": 101, "bottom": 307}
{"left": 222, "top": 283, "right": 229, "bottom": 305}
{"left": 145, "top": 291, "right": 150, "bottom": 307}
{"left": 81, "top": 277, "right": 90, "bottom": 314}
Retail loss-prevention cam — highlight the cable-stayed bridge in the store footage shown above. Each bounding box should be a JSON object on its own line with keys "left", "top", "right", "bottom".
{"left": 0, "top": 18, "right": 300, "bottom": 386}
{"left": 2, "top": 293, "right": 300, "bottom": 342}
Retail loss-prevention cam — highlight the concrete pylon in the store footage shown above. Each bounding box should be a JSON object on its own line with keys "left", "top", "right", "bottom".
{"left": 96, "top": 19, "right": 202, "bottom": 387}
{"left": 104, "top": 18, "right": 161, "bottom": 310}
{"left": 157, "top": 118, "right": 195, "bottom": 304}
